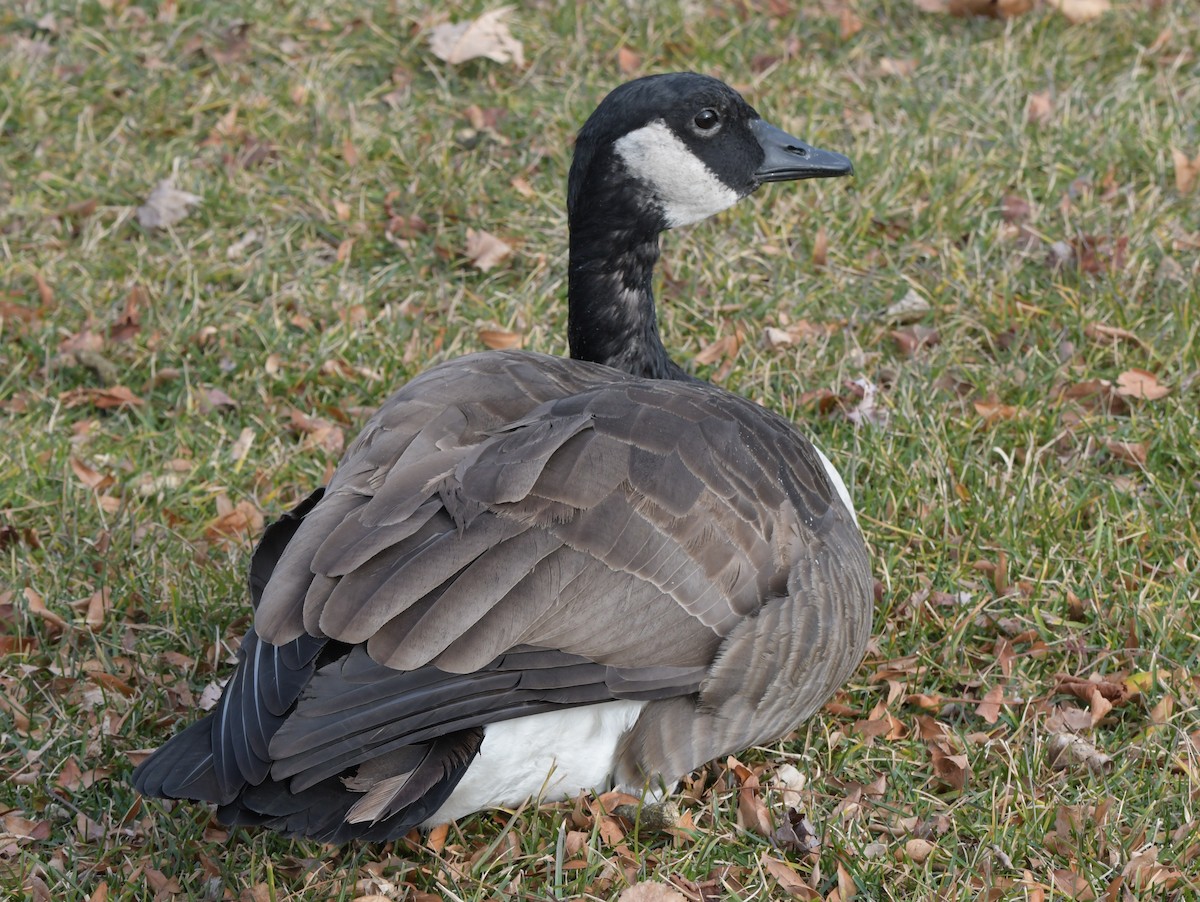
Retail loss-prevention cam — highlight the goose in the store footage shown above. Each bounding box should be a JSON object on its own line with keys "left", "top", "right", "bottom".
{"left": 132, "top": 72, "right": 872, "bottom": 843}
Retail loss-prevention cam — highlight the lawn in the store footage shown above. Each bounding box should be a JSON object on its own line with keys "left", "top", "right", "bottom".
{"left": 1, "top": 0, "right": 1197, "bottom": 899}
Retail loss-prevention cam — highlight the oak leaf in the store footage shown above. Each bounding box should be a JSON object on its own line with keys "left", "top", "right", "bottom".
{"left": 428, "top": 7, "right": 524, "bottom": 67}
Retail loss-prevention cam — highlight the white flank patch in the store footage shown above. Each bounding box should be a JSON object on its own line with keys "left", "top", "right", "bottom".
{"left": 613, "top": 120, "right": 740, "bottom": 227}
{"left": 424, "top": 700, "right": 648, "bottom": 825}
{"left": 813, "top": 444, "right": 858, "bottom": 526}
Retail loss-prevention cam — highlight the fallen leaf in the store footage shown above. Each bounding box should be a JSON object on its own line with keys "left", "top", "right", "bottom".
{"left": 465, "top": 228, "right": 513, "bottom": 271}
{"left": 1047, "top": 732, "right": 1112, "bottom": 773}
{"left": 137, "top": 179, "right": 202, "bottom": 229}
{"left": 772, "top": 806, "right": 820, "bottom": 855}
{"left": 883, "top": 288, "right": 931, "bottom": 323}
{"left": 69, "top": 457, "right": 114, "bottom": 491}
{"left": 839, "top": 6, "right": 864, "bottom": 39}
{"left": 694, "top": 333, "right": 740, "bottom": 367}
{"left": 1173, "top": 148, "right": 1200, "bottom": 194}
{"left": 737, "top": 782, "right": 774, "bottom": 836}
{"left": 974, "top": 400, "right": 1022, "bottom": 423}
{"left": 898, "top": 838, "right": 935, "bottom": 863}
{"left": 1027, "top": 90, "right": 1054, "bottom": 124}
{"left": 201, "top": 386, "right": 238, "bottom": 413}
{"left": 204, "top": 496, "right": 264, "bottom": 546}
{"left": 977, "top": 684, "right": 1005, "bottom": 724}
{"left": 1103, "top": 438, "right": 1148, "bottom": 466}
{"left": 60, "top": 386, "right": 145, "bottom": 410}
{"left": 811, "top": 224, "right": 828, "bottom": 267}
{"left": 878, "top": 57, "right": 917, "bottom": 78}
{"left": 845, "top": 377, "right": 889, "bottom": 428}
{"left": 24, "top": 587, "right": 68, "bottom": 633}
{"left": 477, "top": 327, "right": 523, "bottom": 350}
{"left": 1083, "top": 322, "right": 1147, "bottom": 348}
{"left": 198, "top": 677, "right": 229, "bottom": 711}
{"left": 428, "top": 7, "right": 524, "bottom": 67}
{"left": 1051, "top": 868, "right": 1097, "bottom": 900}
{"left": 1047, "top": 0, "right": 1110, "bottom": 23}
{"left": 287, "top": 409, "right": 345, "bottom": 455}
{"left": 617, "top": 46, "right": 641, "bottom": 74}
{"left": 1115, "top": 369, "right": 1170, "bottom": 400}
{"left": 761, "top": 853, "right": 820, "bottom": 898}
{"left": 929, "top": 743, "right": 969, "bottom": 791}
{"left": 942, "top": 0, "right": 1035, "bottom": 16}
{"left": 618, "top": 881, "right": 687, "bottom": 902}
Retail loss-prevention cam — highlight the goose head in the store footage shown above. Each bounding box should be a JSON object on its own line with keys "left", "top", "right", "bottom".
{"left": 566, "top": 73, "right": 853, "bottom": 380}
{"left": 568, "top": 72, "right": 852, "bottom": 232}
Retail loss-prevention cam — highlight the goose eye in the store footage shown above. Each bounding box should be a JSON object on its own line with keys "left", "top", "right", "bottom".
{"left": 693, "top": 109, "right": 720, "bottom": 131}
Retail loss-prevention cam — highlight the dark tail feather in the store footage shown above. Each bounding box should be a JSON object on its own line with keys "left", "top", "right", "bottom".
{"left": 132, "top": 715, "right": 233, "bottom": 805}
{"left": 219, "top": 729, "right": 483, "bottom": 843}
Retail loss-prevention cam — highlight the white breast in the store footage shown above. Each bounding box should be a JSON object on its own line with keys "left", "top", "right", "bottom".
{"left": 425, "top": 700, "right": 649, "bottom": 825}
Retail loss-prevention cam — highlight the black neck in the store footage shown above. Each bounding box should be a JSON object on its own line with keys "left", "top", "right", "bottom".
{"left": 566, "top": 169, "right": 692, "bottom": 381}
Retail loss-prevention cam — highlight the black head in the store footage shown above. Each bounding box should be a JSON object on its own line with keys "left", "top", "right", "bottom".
{"left": 568, "top": 72, "right": 852, "bottom": 231}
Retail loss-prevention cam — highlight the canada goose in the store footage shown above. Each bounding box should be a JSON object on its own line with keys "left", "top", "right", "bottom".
{"left": 133, "top": 72, "right": 872, "bottom": 843}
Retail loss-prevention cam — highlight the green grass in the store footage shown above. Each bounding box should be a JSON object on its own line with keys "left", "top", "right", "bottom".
{"left": 2, "top": 0, "right": 1198, "bottom": 898}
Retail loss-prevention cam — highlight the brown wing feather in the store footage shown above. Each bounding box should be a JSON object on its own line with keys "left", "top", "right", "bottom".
{"left": 238, "top": 348, "right": 869, "bottom": 816}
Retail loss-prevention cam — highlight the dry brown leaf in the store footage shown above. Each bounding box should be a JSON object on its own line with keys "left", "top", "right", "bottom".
{"left": 428, "top": 7, "right": 524, "bottom": 67}
{"left": 976, "top": 684, "right": 1005, "bottom": 724}
{"left": 929, "top": 743, "right": 969, "bottom": 791}
{"left": 1103, "top": 438, "right": 1148, "bottom": 466}
{"left": 839, "top": 6, "right": 864, "bottom": 39}
{"left": 2, "top": 812, "right": 52, "bottom": 840}
{"left": 1083, "top": 322, "right": 1146, "bottom": 347}
{"left": 465, "top": 228, "right": 513, "bottom": 271}
{"left": 811, "top": 224, "right": 829, "bottom": 267}
{"left": 60, "top": 386, "right": 145, "bottom": 410}
{"left": 1173, "top": 148, "right": 1200, "bottom": 194}
{"left": 1027, "top": 90, "right": 1054, "bottom": 124}
{"left": 424, "top": 821, "right": 450, "bottom": 854}
{"left": 617, "top": 46, "right": 641, "bottom": 74}
{"left": 761, "top": 853, "right": 820, "bottom": 898}
{"left": 948, "top": 0, "right": 1034, "bottom": 16}
{"left": 973, "top": 400, "right": 1022, "bottom": 423}
{"left": 1115, "top": 369, "right": 1170, "bottom": 400}
{"left": 694, "top": 333, "right": 740, "bottom": 367}
{"left": 79, "top": 588, "right": 110, "bottom": 630}
{"left": 109, "top": 286, "right": 143, "bottom": 342}
{"left": 34, "top": 272, "right": 55, "bottom": 307}
{"left": 287, "top": 409, "right": 346, "bottom": 455}
{"left": 204, "top": 496, "right": 264, "bottom": 545}
{"left": 1047, "top": 0, "right": 1111, "bottom": 23}
{"left": 884, "top": 288, "right": 931, "bottom": 323}
{"left": 69, "top": 457, "right": 114, "bottom": 491}
{"left": 618, "top": 881, "right": 687, "bottom": 902}
{"left": 898, "top": 838, "right": 935, "bottom": 863}
{"left": 878, "top": 57, "right": 917, "bottom": 78}
{"left": 737, "top": 783, "right": 774, "bottom": 836}
{"left": 137, "top": 179, "right": 202, "bottom": 229}
{"left": 1051, "top": 868, "right": 1097, "bottom": 900}
{"left": 1047, "top": 732, "right": 1112, "bottom": 773}
{"left": 24, "top": 587, "right": 68, "bottom": 632}
{"left": 477, "top": 327, "right": 523, "bottom": 350}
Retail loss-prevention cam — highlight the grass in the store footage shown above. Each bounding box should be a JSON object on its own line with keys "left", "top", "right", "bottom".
{"left": 2, "top": 0, "right": 1198, "bottom": 898}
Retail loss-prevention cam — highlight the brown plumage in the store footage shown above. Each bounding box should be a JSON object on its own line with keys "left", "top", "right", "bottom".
{"left": 132, "top": 73, "right": 871, "bottom": 843}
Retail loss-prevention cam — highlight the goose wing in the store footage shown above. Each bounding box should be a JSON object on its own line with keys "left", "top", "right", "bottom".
{"left": 136, "top": 349, "right": 871, "bottom": 839}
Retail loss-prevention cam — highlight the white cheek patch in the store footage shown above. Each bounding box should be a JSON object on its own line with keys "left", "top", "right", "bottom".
{"left": 613, "top": 120, "right": 741, "bottom": 227}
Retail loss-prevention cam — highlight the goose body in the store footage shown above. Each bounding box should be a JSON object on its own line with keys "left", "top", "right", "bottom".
{"left": 133, "top": 73, "right": 872, "bottom": 843}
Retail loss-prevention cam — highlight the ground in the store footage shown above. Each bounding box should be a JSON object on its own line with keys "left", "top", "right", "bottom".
{"left": 1, "top": 0, "right": 1198, "bottom": 899}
